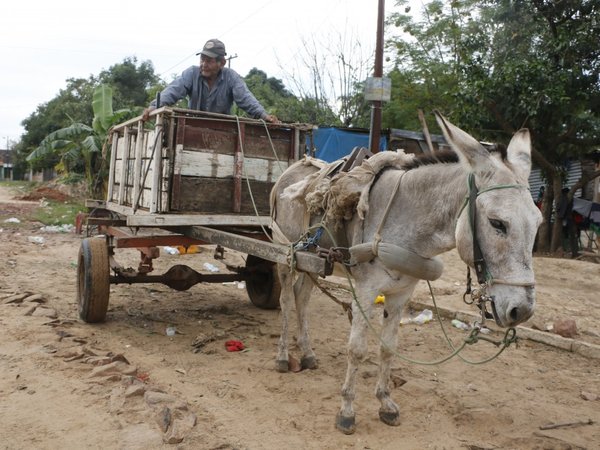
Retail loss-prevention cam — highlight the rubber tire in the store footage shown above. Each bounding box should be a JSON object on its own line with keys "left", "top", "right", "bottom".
{"left": 77, "top": 237, "right": 110, "bottom": 323}
{"left": 245, "top": 255, "right": 281, "bottom": 310}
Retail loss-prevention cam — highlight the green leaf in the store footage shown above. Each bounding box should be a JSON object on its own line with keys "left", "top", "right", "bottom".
{"left": 92, "top": 84, "right": 114, "bottom": 131}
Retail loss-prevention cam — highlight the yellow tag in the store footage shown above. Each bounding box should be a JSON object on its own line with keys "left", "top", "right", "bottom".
{"left": 375, "top": 294, "right": 385, "bottom": 304}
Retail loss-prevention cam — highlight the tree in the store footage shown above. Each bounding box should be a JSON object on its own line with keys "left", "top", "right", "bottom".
{"left": 386, "top": 0, "right": 600, "bottom": 253}
{"left": 26, "top": 85, "right": 135, "bottom": 196}
{"left": 277, "top": 30, "right": 373, "bottom": 127}
{"left": 16, "top": 58, "right": 160, "bottom": 176}
{"left": 98, "top": 57, "right": 161, "bottom": 109}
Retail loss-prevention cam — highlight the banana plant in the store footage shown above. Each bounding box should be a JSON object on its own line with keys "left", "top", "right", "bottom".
{"left": 28, "top": 84, "right": 134, "bottom": 196}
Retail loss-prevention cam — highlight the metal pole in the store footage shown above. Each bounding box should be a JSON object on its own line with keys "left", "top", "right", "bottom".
{"left": 369, "top": 0, "right": 385, "bottom": 154}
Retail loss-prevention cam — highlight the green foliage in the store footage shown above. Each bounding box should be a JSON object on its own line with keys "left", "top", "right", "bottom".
{"left": 98, "top": 57, "right": 160, "bottom": 109}
{"left": 385, "top": 0, "right": 600, "bottom": 252}
{"left": 236, "top": 68, "right": 342, "bottom": 125}
{"left": 386, "top": 0, "right": 600, "bottom": 152}
{"left": 16, "top": 58, "right": 159, "bottom": 176}
{"left": 26, "top": 84, "right": 137, "bottom": 197}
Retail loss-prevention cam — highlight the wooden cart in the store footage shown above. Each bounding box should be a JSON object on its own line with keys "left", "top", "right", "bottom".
{"left": 77, "top": 107, "right": 333, "bottom": 323}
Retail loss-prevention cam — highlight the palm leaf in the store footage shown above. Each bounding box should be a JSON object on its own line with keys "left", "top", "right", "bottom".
{"left": 82, "top": 135, "right": 102, "bottom": 154}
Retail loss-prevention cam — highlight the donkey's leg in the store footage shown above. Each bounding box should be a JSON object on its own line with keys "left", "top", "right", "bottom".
{"left": 293, "top": 273, "right": 317, "bottom": 369}
{"left": 375, "top": 286, "right": 414, "bottom": 427}
{"left": 276, "top": 264, "right": 295, "bottom": 373}
{"left": 336, "top": 284, "right": 375, "bottom": 434}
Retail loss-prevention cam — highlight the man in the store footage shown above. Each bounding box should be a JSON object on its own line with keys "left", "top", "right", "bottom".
{"left": 143, "top": 39, "right": 279, "bottom": 123}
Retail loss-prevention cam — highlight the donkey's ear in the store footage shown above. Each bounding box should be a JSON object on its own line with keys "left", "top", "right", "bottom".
{"left": 434, "top": 111, "right": 491, "bottom": 170}
{"left": 506, "top": 129, "right": 532, "bottom": 182}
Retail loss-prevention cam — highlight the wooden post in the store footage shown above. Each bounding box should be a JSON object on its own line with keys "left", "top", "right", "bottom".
{"left": 118, "top": 127, "right": 131, "bottom": 205}
{"left": 107, "top": 131, "right": 119, "bottom": 202}
{"left": 232, "top": 122, "right": 245, "bottom": 213}
{"left": 132, "top": 120, "right": 145, "bottom": 211}
{"left": 418, "top": 109, "right": 435, "bottom": 153}
{"left": 150, "top": 114, "right": 163, "bottom": 213}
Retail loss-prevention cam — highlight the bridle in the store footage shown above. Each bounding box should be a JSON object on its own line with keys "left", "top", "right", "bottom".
{"left": 462, "top": 173, "right": 536, "bottom": 323}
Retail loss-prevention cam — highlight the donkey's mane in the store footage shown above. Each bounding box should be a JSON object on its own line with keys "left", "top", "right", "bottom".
{"left": 402, "top": 144, "right": 507, "bottom": 170}
{"left": 401, "top": 149, "right": 459, "bottom": 170}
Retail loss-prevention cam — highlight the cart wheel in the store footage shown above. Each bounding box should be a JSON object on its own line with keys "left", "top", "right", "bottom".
{"left": 245, "top": 255, "right": 281, "bottom": 310}
{"left": 77, "top": 237, "right": 110, "bottom": 323}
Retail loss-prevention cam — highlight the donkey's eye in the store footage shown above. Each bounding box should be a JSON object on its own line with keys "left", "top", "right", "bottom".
{"left": 489, "top": 219, "right": 507, "bottom": 233}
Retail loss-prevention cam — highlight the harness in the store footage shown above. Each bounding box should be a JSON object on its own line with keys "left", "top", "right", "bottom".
{"left": 461, "top": 173, "right": 535, "bottom": 322}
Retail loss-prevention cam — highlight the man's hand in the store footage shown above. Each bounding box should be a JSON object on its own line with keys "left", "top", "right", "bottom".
{"left": 264, "top": 114, "right": 280, "bottom": 124}
{"left": 142, "top": 106, "right": 156, "bottom": 121}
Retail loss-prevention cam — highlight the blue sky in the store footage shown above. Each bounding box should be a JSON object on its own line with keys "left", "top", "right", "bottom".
{"left": 0, "top": 0, "right": 405, "bottom": 144}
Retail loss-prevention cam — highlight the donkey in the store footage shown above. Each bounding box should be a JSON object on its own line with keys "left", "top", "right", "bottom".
{"left": 270, "top": 112, "right": 542, "bottom": 434}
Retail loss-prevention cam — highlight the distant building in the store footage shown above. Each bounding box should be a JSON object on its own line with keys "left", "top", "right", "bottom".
{"left": 0, "top": 148, "right": 13, "bottom": 180}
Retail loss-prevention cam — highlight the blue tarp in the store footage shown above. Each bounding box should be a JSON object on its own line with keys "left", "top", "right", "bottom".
{"left": 309, "top": 127, "right": 387, "bottom": 162}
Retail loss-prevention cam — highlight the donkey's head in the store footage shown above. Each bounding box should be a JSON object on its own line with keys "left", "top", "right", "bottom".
{"left": 435, "top": 112, "right": 543, "bottom": 327}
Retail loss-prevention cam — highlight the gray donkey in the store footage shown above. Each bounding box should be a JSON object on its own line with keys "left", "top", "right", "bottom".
{"left": 270, "top": 112, "right": 542, "bottom": 434}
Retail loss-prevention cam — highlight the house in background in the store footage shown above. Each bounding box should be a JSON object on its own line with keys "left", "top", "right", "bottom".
{"left": 0, "top": 148, "right": 13, "bottom": 181}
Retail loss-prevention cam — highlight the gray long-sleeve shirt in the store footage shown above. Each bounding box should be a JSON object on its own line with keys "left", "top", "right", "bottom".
{"left": 150, "top": 66, "right": 268, "bottom": 119}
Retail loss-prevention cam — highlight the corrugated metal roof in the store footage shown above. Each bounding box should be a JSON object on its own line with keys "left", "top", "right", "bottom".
{"left": 528, "top": 161, "right": 583, "bottom": 199}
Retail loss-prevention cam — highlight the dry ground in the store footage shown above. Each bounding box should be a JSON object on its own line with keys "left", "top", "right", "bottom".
{"left": 0, "top": 184, "right": 599, "bottom": 450}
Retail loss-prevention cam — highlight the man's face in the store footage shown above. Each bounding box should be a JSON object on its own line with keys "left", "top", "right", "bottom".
{"left": 200, "top": 55, "right": 224, "bottom": 81}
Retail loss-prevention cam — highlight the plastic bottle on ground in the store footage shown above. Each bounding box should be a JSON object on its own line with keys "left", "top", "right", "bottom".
{"left": 203, "top": 262, "right": 219, "bottom": 273}
{"left": 412, "top": 309, "right": 433, "bottom": 325}
{"left": 451, "top": 319, "right": 470, "bottom": 331}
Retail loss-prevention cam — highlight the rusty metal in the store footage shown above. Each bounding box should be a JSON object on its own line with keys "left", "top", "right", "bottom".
{"left": 110, "top": 264, "right": 247, "bottom": 291}
{"left": 214, "top": 244, "right": 225, "bottom": 260}
{"left": 316, "top": 247, "right": 350, "bottom": 265}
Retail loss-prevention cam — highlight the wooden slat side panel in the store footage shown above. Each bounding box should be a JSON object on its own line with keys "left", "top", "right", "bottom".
{"left": 106, "top": 132, "right": 119, "bottom": 202}
{"left": 182, "top": 123, "right": 237, "bottom": 155}
{"left": 175, "top": 177, "right": 273, "bottom": 215}
{"left": 180, "top": 118, "right": 294, "bottom": 161}
{"left": 176, "top": 151, "right": 289, "bottom": 182}
{"left": 240, "top": 126, "right": 294, "bottom": 160}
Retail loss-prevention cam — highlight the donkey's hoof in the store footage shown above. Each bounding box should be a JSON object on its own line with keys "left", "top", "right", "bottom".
{"left": 276, "top": 360, "right": 289, "bottom": 373}
{"left": 301, "top": 355, "right": 318, "bottom": 370}
{"left": 378, "top": 409, "right": 401, "bottom": 426}
{"left": 335, "top": 413, "right": 356, "bottom": 435}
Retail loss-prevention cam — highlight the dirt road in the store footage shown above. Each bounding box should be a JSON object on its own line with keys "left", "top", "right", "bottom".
{"left": 1, "top": 184, "right": 599, "bottom": 449}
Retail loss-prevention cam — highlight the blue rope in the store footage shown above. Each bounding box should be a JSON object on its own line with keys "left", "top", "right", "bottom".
{"left": 294, "top": 227, "right": 324, "bottom": 251}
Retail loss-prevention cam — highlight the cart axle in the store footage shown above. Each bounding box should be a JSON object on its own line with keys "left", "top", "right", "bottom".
{"left": 110, "top": 264, "right": 246, "bottom": 291}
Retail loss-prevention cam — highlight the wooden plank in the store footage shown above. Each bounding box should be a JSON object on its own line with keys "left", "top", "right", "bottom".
{"left": 233, "top": 122, "right": 245, "bottom": 213}
{"left": 85, "top": 199, "right": 107, "bottom": 209}
{"left": 150, "top": 115, "right": 163, "bottom": 213}
{"left": 180, "top": 117, "right": 294, "bottom": 160}
{"left": 176, "top": 151, "right": 288, "bottom": 181}
{"left": 171, "top": 120, "right": 186, "bottom": 210}
{"left": 182, "top": 122, "right": 237, "bottom": 154}
{"left": 294, "top": 128, "right": 300, "bottom": 160}
{"left": 183, "top": 226, "right": 333, "bottom": 276}
{"left": 175, "top": 177, "right": 273, "bottom": 215}
{"left": 105, "top": 201, "right": 142, "bottom": 217}
{"left": 126, "top": 214, "right": 270, "bottom": 227}
{"left": 107, "top": 131, "right": 118, "bottom": 202}
{"left": 132, "top": 121, "right": 145, "bottom": 210}
{"left": 118, "top": 127, "right": 131, "bottom": 204}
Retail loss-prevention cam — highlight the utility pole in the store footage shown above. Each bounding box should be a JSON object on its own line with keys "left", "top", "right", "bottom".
{"left": 368, "top": 0, "right": 385, "bottom": 154}
{"left": 226, "top": 54, "right": 238, "bottom": 68}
